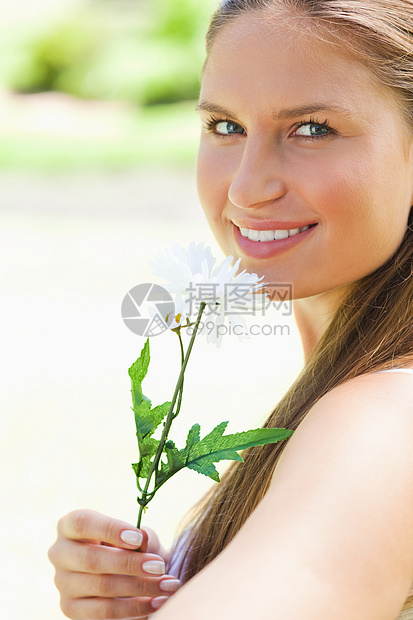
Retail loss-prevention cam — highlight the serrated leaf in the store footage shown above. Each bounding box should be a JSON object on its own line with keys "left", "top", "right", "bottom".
{"left": 142, "top": 393, "right": 152, "bottom": 407}
{"left": 155, "top": 440, "right": 186, "bottom": 487}
{"left": 128, "top": 339, "right": 150, "bottom": 410}
{"left": 188, "top": 421, "right": 229, "bottom": 458}
{"left": 134, "top": 399, "right": 152, "bottom": 435}
{"left": 165, "top": 441, "right": 185, "bottom": 472}
{"left": 185, "top": 456, "right": 224, "bottom": 482}
{"left": 128, "top": 339, "right": 150, "bottom": 386}
{"left": 139, "top": 437, "right": 159, "bottom": 459}
{"left": 132, "top": 456, "right": 152, "bottom": 480}
{"left": 182, "top": 422, "right": 293, "bottom": 482}
{"left": 134, "top": 401, "right": 172, "bottom": 477}
{"left": 196, "top": 425, "right": 294, "bottom": 456}
{"left": 153, "top": 425, "right": 202, "bottom": 488}
{"left": 134, "top": 399, "right": 160, "bottom": 461}
{"left": 128, "top": 340, "right": 173, "bottom": 483}
{"left": 135, "top": 401, "right": 171, "bottom": 441}
{"left": 183, "top": 423, "right": 201, "bottom": 455}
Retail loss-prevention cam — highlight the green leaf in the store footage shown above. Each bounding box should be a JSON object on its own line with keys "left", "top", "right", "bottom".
{"left": 128, "top": 339, "right": 151, "bottom": 410}
{"left": 128, "top": 339, "right": 175, "bottom": 482}
{"left": 132, "top": 457, "right": 152, "bottom": 480}
{"left": 184, "top": 423, "right": 201, "bottom": 453}
{"left": 185, "top": 455, "right": 224, "bottom": 482}
{"left": 135, "top": 401, "right": 171, "bottom": 441}
{"left": 193, "top": 424, "right": 294, "bottom": 455}
{"left": 156, "top": 440, "right": 186, "bottom": 487}
{"left": 154, "top": 424, "right": 201, "bottom": 488}
{"left": 186, "top": 422, "right": 293, "bottom": 481}
{"left": 133, "top": 401, "right": 172, "bottom": 479}
{"left": 154, "top": 422, "right": 293, "bottom": 486}
{"left": 128, "top": 338, "right": 150, "bottom": 385}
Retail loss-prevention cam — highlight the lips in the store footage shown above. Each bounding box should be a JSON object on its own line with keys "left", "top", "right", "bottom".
{"left": 233, "top": 222, "right": 318, "bottom": 259}
{"left": 239, "top": 225, "right": 312, "bottom": 241}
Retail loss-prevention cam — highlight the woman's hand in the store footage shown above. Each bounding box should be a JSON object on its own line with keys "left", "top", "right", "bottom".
{"left": 48, "top": 509, "right": 181, "bottom": 619}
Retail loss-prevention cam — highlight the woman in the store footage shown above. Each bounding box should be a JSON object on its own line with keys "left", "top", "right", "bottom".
{"left": 48, "top": 1, "right": 413, "bottom": 618}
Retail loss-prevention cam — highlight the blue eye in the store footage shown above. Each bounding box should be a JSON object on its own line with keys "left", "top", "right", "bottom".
{"left": 215, "top": 121, "right": 245, "bottom": 135}
{"left": 203, "top": 117, "right": 245, "bottom": 136}
{"left": 295, "top": 119, "right": 332, "bottom": 139}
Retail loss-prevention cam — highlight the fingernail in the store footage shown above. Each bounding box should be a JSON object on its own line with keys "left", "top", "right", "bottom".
{"left": 152, "top": 596, "right": 169, "bottom": 611}
{"left": 120, "top": 530, "right": 143, "bottom": 547}
{"left": 142, "top": 560, "right": 166, "bottom": 575}
{"left": 160, "top": 579, "right": 181, "bottom": 593}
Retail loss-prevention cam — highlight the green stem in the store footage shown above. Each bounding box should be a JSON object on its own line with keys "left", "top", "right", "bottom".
{"left": 173, "top": 330, "right": 185, "bottom": 420}
{"left": 137, "top": 303, "right": 206, "bottom": 528}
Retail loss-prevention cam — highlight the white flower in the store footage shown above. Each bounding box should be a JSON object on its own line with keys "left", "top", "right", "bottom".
{"left": 151, "top": 242, "right": 266, "bottom": 346}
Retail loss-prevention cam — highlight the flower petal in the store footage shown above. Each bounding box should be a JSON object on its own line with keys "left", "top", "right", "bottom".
{"left": 151, "top": 242, "right": 268, "bottom": 334}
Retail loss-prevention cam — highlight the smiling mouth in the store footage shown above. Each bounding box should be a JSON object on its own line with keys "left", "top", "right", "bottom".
{"left": 238, "top": 224, "right": 317, "bottom": 241}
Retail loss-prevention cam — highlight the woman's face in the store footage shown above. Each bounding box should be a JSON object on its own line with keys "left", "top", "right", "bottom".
{"left": 196, "top": 15, "right": 413, "bottom": 299}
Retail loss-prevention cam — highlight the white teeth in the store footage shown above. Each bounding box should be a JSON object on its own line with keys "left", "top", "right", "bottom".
{"left": 239, "top": 224, "right": 313, "bottom": 242}
{"left": 248, "top": 229, "right": 260, "bottom": 241}
{"left": 259, "top": 230, "right": 275, "bottom": 241}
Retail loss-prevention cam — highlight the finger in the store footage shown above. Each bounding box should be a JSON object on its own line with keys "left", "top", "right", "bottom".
{"left": 60, "top": 595, "right": 157, "bottom": 620}
{"left": 52, "top": 538, "right": 167, "bottom": 578}
{"left": 55, "top": 570, "right": 181, "bottom": 599}
{"left": 140, "top": 525, "right": 163, "bottom": 555}
{"left": 57, "top": 510, "right": 151, "bottom": 551}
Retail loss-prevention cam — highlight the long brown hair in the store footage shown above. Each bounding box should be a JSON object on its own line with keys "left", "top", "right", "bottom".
{"left": 169, "top": 0, "right": 413, "bottom": 612}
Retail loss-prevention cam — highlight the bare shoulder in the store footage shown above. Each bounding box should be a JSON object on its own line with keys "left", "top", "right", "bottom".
{"left": 280, "top": 369, "right": 413, "bottom": 462}
{"left": 257, "top": 370, "right": 413, "bottom": 618}
{"left": 155, "top": 371, "right": 413, "bottom": 620}
{"left": 272, "top": 369, "right": 413, "bottom": 519}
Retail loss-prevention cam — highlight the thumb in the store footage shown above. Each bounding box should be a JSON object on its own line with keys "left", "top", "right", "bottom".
{"left": 140, "top": 525, "right": 164, "bottom": 555}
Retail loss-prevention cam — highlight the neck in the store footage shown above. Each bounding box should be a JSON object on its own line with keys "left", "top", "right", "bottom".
{"left": 293, "top": 287, "right": 351, "bottom": 362}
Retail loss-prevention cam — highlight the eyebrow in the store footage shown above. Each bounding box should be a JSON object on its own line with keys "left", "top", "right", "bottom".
{"left": 195, "top": 100, "right": 360, "bottom": 121}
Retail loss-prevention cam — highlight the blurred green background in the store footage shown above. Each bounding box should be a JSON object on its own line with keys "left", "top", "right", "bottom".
{"left": 0, "top": 0, "right": 217, "bottom": 170}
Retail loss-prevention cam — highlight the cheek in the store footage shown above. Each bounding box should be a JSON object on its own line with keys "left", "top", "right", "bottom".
{"left": 303, "top": 151, "right": 408, "bottom": 264}
{"left": 299, "top": 150, "right": 382, "bottom": 227}
{"left": 197, "top": 141, "right": 231, "bottom": 227}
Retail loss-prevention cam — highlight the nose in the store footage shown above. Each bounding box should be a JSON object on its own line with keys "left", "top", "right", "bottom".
{"left": 228, "top": 138, "right": 287, "bottom": 209}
